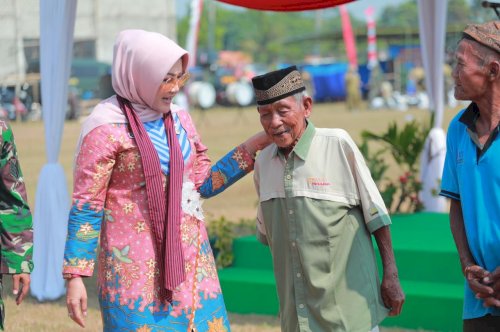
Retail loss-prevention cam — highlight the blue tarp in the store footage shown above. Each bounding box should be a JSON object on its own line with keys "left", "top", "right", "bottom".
{"left": 279, "top": 61, "right": 391, "bottom": 102}
{"left": 302, "top": 63, "right": 348, "bottom": 101}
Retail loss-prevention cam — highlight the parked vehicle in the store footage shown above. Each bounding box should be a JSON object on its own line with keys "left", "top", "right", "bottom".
{"left": 27, "top": 58, "right": 112, "bottom": 100}
{"left": 0, "top": 86, "right": 28, "bottom": 121}
{"left": 70, "top": 58, "right": 111, "bottom": 100}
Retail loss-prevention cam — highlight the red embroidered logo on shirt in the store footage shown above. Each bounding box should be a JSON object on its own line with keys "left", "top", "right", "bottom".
{"left": 307, "top": 177, "right": 331, "bottom": 187}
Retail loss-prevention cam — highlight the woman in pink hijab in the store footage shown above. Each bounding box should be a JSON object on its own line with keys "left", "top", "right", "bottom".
{"left": 62, "top": 29, "right": 269, "bottom": 331}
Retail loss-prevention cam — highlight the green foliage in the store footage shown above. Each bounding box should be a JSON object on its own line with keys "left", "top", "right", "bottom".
{"left": 378, "top": 1, "right": 419, "bottom": 28}
{"left": 206, "top": 216, "right": 233, "bottom": 268}
{"left": 206, "top": 216, "right": 255, "bottom": 269}
{"left": 177, "top": 3, "right": 364, "bottom": 65}
{"left": 380, "top": 182, "right": 397, "bottom": 211}
{"left": 360, "top": 120, "right": 430, "bottom": 214}
{"left": 176, "top": 0, "right": 481, "bottom": 67}
{"left": 358, "top": 139, "right": 389, "bottom": 186}
{"left": 378, "top": 0, "right": 475, "bottom": 28}
{"left": 362, "top": 120, "right": 429, "bottom": 171}
{"left": 468, "top": 0, "right": 500, "bottom": 22}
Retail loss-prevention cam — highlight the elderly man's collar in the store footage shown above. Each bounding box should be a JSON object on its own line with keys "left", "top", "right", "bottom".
{"left": 459, "top": 102, "right": 500, "bottom": 133}
{"left": 459, "top": 103, "right": 480, "bottom": 131}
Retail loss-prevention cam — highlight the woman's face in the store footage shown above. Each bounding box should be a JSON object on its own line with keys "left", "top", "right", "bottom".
{"left": 151, "top": 58, "right": 185, "bottom": 113}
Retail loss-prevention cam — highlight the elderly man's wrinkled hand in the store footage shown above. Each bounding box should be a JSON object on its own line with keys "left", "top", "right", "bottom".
{"left": 380, "top": 272, "right": 405, "bottom": 316}
{"left": 479, "top": 266, "right": 500, "bottom": 307}
{"left": 465, "top": 265, "right": 494, "bottom": 300}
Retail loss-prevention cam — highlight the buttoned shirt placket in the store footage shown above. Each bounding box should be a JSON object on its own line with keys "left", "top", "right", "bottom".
{"left": 281, "top": 151, "right": 308, "bottom": 330}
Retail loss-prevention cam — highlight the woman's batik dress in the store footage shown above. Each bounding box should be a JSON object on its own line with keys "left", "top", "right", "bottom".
{"left": 63, "top": 110, "right": 254, "bottom": 331}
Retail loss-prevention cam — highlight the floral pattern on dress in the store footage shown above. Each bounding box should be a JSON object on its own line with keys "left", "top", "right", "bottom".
{"left": 64, "top": 111, "right": 253, "bottom": 331}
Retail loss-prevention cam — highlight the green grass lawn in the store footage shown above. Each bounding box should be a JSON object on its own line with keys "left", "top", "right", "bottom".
{"left": 6, "top": 100, "right": 461, "bottom": 331}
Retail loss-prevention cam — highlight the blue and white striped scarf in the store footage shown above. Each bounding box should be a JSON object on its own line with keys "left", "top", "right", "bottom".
{"left": 143, "top": 113, "right": 191, "bottom": 175}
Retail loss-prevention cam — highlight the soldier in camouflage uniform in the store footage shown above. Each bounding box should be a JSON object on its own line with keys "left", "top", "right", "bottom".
{"left": 0, "top": 120, "right": 33, "bottom": 330}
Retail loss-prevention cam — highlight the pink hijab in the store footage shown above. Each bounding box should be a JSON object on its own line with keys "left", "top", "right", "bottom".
{"left": 77, "top": 29, "right": 189, "bottom": 149}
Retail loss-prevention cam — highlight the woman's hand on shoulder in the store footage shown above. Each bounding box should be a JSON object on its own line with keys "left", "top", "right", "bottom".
{"left": 242, "top": 131, "right": 272, "bottom": 157}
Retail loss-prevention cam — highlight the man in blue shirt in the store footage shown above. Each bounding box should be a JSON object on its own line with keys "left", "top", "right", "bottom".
{"left": 440, "top": 21, "right": 500, "bottom": 331}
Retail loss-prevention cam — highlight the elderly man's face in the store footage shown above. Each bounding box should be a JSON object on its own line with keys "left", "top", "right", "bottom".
{"left": 257, "top": 95, "right": 312, "bottom": 151}
{"left": 452, "top": 40, "right": 490, "bottom": 102}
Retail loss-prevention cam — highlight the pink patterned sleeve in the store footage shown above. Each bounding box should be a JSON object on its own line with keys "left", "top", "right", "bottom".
{"left": 72, "top": 126, "right": 118, "bottom": 208}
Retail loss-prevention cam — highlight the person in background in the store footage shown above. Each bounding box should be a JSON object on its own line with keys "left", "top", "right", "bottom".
{"left": 344, "top": 64, "right": 362, "bottom": 111}
{"left": 251, "top": 65, "right": 404, "bottom": 332}
{"left": 63, "top": 29, "right": 270, "bottom": 331}
{"left": 439, "top": 21, "right": 500, "bottom": 331}
{"left": 0, "top": 120, "right": 33, "bottom": 330}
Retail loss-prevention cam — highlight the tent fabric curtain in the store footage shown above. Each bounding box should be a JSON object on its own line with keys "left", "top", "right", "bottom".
{"left": 417, "top": 0, "right": 447, "bottom": 129}
{"left": 417, "top": 0, "right": 448, "bottom": 212}
{"left": 31, "top": 0, "right": 77, "bottom": 301}
{"left": 217, "top": 0, "right": 353, "bottom": 11}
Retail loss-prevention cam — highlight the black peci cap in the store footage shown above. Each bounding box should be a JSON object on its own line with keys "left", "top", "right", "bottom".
{"left": 251, "top": 65, "right": 306, "bottom": 105}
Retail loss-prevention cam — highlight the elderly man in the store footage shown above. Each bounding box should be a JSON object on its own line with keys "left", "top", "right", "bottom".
{"left": 251, "top": 66, "right": 404, "bottom": 332}
{"left": 439, "top": 21, "right": 500, "bottom": 331}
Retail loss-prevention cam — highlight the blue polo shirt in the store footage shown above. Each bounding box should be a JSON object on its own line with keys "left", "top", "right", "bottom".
{"left": 440, "top": 103, "right": 500, "bottom": 319}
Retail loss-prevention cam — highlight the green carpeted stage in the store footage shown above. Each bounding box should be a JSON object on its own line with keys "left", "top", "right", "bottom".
{"left": 218, "top": 212, "right": 464, "bottom": 332}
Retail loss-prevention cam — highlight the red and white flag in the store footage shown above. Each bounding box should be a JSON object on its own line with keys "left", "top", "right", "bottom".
{"left": 185, "top": 0, "right": 203, "bottom": 69}
{"left": 365, "top": 7, "right": 378, "bottom": 69}
{"left": 339, "top": 5, "right": 358, "bottom": 67}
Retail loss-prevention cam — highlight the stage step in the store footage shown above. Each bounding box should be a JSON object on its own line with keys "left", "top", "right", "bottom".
{"left": 218, "top": 268, "right": 278, "bottom": 315}
{"left": 219, "top": 269, "right": 464, "bottom": 331}
{"left": 384, "top": 280, "right": 463, "bottom": 332}
{"left": 218, "top": 212, "right": 466, "bottom": 331}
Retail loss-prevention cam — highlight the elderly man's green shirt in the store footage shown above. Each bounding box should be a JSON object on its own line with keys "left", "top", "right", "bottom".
{"left": 254, "top": 121, "right": 390, "bottom": 332}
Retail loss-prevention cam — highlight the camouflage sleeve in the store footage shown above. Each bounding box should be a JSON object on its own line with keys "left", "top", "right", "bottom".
{"left": 0, "top": 121, "right": 34, "bottom": 274}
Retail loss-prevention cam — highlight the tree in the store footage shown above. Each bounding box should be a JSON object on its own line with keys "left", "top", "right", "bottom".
{"left": 176, "top": 2, "right": 363, "bottom": 66}
{"left": 467, "top": 0, "right": 499, "bottom": 22}
{"left": 378, "top": 1, "right": 419, "bottom": 29}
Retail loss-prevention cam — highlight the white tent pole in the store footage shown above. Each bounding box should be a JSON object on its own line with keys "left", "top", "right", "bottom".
{"left": 417, "top": 0, "right": 448, "bottom": 129}
{"left": 31, "top": 0, "right": 77, "bottom": 301}
{"left": 417, "top": 0, "right": 448, "bottom": 213}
